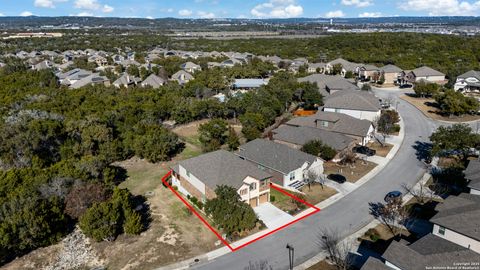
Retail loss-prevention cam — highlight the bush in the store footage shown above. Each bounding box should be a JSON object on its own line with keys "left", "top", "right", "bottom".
{"left": 123, "top": 209, "right": 144, "bottom": 235}
{"left": 301, "top": 140, "right": 337, "bottom": 161}
{"left": 270, "top": 195, "right": 276, "bottom": 202}
{"left": 393, "top": 124, "right": 401, "bottom": 133}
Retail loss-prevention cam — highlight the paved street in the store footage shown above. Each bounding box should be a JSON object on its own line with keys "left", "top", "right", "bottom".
{"left": 193, "top": 89, "right": 440, "bottom": 270}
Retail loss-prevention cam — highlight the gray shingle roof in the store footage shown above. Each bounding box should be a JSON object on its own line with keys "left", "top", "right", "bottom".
{"left": 382, "top": 234, "right": 479, "bottom": 270}
{"left": 175, "top": 150, "right": 271, "bottom": 190}
{"left": 272, "top": 125, "right": 354, "bottom": 151}
{"left": 286, "top": 111, "right": 373, "bottom": 138}
{"left": 411, "top": 66, "right": 445, "bottom": 77}
{"left": 69, "top": 73, "right": 109, "bottom": 89}
{"left": 328, "top": 58, "right": 360, "bottom": 72}
{"left": 141, "top": 74, "right": 167, "bottom": 88}
{"left": 430, "top": 193, "right": 480, "bottom": 241}
{"left": 360, "top": 257, "right": 389, "bottom": 270}
{"left": 380, "top": 64, "right": 403, "bottom": 73}
{"left": 324, "top": 90, "right": 381, "bottom": 112}
{"left": 465, "top": 159, "right": 480, "bottom": 190}
{"left": 298, "top": 74, "right": 359, "bottom": 96}
{"left": 236, "top": 139, "right": 319, "bottom": 174}
{"left": 458, "top": 70, "right": 480, "bottom": 80}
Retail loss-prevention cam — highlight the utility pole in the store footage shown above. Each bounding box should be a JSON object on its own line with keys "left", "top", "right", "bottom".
{"left": 286, "top": 243, "right": 294, "bottom": 270}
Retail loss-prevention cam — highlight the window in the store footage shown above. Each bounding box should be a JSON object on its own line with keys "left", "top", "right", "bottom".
{"left": 322, "top": 121, "right": 329, "bottom": 127}
{"left": 260, "top": 179, "right": 268, "bottom": 187}
{"left": 438, "top": 226, "right": 446, "bottom": 236}
{"left": 239, "top": 189, "right": 247, "bottom": 196}
{"left": 289, "top": 172, "right": 295, "bottom": 181}
{"left": 335, "top": 108, "right": 341, "bottom": 113}
{"left": 249, "top": 183, "right": 256, "bottom": 190}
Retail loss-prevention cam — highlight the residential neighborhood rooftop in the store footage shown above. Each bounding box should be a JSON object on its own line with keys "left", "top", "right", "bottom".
{"left": 323, "top": 90, "right": 381, "bottom": 112}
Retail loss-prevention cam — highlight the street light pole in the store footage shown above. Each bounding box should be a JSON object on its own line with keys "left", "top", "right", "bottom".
{"left": 286, "top": 244, "right": 294, "bottom": 270}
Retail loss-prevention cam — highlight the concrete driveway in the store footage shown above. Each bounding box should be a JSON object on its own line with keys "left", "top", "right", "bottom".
{"left": 253, "top": 202, "right": 294, "bottom": 229}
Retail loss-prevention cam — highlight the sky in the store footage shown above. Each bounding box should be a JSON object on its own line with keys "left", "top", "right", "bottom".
{"left": 1, "top": 0, "right": 480, "bottom": 19}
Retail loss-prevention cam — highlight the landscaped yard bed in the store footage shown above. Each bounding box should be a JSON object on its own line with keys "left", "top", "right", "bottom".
{"left": 324, "top": 160, "right": 377, "bottom": 183}
{"left": 270, "top": 184, "right": 337, "bottom": 215}
{"left": 367, "top": 142, "right": 394, "bottom": 158}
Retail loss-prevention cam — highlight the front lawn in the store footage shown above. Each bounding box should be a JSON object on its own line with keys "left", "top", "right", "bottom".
{"left": 324, "top": 160, "right": 377, "bottom": 183}
{"left": 270, "top": 184, "right": 337, "bottom": 214}
{"left": 367, "top": 142, "right": 394, "bottom": 158}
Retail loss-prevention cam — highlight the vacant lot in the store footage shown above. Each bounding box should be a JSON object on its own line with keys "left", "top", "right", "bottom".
{"left": 271, "top": 184, "right": 336, "bottom": 214}
{"left": 367, "top": 142, "right": 394, "bottom": 158}
{"left": 324, "top": 160, "right": 377, "bottom": 183}
{"left": 401, "top": 95, "right": 480, "bottom": 122}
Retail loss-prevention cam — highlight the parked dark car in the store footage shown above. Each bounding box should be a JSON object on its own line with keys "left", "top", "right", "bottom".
{"left": 353, "top": 146, "right": 376, "bottom": 156}
{"left": 327, "top": 174, "right": 347, "bottom": 184}
{"left": 384, "top": 191, "right": 402, "bottom": 202}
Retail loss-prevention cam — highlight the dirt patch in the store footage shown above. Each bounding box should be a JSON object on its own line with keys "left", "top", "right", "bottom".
{"left": 324, "top": 160, "right": 377, "bottom": 183}
{"left": 271, "top": 184, "right": 336, "bottom": 214}
{"left": 307, "top": 260, "right": 338, "bottom": 270}
{"left": 300, "top": 184, "right": 337, "bottom": 205}
{"left": 401, "top": 95, "right": 480, "bottom": 122}
{"left": 367, "top": 142, "right": 394, "bottom": 158}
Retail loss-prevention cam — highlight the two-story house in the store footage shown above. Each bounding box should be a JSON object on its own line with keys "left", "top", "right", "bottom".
{"left": 454, "top": 70, "right": 480, "bottom": 93}
{"left": 171, "top": 150, "right": 271, "bottom": 207}
{"left": 236, "top": 139, "right": 324, "bottom": 190}
{"left": 323, "top": 90, "right": 382, "bottom": 122}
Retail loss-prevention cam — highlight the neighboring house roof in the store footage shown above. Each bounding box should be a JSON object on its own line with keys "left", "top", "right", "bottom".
{"left": 328, "top": 58, "right": 360, "bottom": 72}
{"left": 33, "top": 60, "right": 54, "bottom": 70}
{"left": 380, "top": 64, "right": 403, "bottom": 73}
{"left": 430, "top": 193, "right": 480, "bottom": 241}
{"left": 286, "top": 111, "right": 373, "bottom": 138}
{"left": 57, "top": 68, "right": 92, "bottom": 83}
{"left": 360, "top": 257, "right": 389, "bottom": 270}
{"left": 465, "top": 159, "right": 480, "bottom": 190}
{"left": 324, "top": 90, "right": 381, "bottom": 112}
{"left": 233, "top": 78, "right": 268, "bottom": 88}
{"left": 360, "top": 64, "right": 379, "bottom": 71}
{"left": 272, "top": 125, "right": 354, "bottom": 151}
{"left": 458, "top": 70, "right": 480, "bottom": 80}
{"left": 171, "top": 70, "right": 194, "bottom": 81}
{"left": 298, "top": 74, "right": 359, "bottom": 96}
{"left": 181, "top": 61, "right": 201, "bottom": 69}
{"left": 382, "top": 234, "right": 479, "bottom": 270}
{"left": 411, "top": 66, "right": 445, "bottom": 77}
{"left": 113, "top": 73, "right": 141, "bottom": 87}
{"left": 237, "top": 139, "right": 319, "bottom": 174}
{"left": 141, "top": 74, "right": 167, "bottom": 88}
{"left": 120, "top": 59, "right": 140, "bottom": 66}
{"left": 174, "top": 150, "right": 271, "bottom": 190}
{"left": 69, "top": 73, "right": 109, "bottom": 89}
{"left": 308, "top": 62, "right": 326, "bottom": 69}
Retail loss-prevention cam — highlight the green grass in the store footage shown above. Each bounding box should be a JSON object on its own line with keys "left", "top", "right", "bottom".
{"left": 182, "top": 134, "right": 202, "bottom": 148}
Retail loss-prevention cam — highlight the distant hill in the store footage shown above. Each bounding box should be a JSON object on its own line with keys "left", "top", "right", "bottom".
{"left": 0, "top": 16, "right": 480, "bottom": 30}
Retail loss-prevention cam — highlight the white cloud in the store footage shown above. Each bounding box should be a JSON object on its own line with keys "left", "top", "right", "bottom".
{"left": 324, "top": 10, "right": 345, "bottom": 18}
{"left": 20, "top": 11, "right": 34, "bottom": 16}
{"left": 34, "top": 0, "right": 67, "bottom": 8}
{"left": 0, "top": 13, "right": 4, "bottom": 16}
{"left": 75, "top": 0, "right": 100, "bottom": 10}
{"left": 160, "top": 8, "right": 174, "bottom": 13}
{"left": 178, "top": 9, "right": 193, "bottom": 16}
{"left": 251, "top": 0, "right": 304, "bottom": 18}
{"left": 401, "top": 0, "right": 480, "bottom": 16}
{"left": 146, "top": 16, "right": 153, "bottom": 19}
{"left": 102, "top": 4, "right": 114, "bottom": 13}
{"left": 358, "top": 12, "right": 382, "bottom": 17}
{"left": 198, "top": 11, "right": 215, "bottom": 18}
{"left": 74, "top": 11, "right": 93, "bottom": 16}
{"left": 341, "top": 0, "right": 373, "bottom": 8}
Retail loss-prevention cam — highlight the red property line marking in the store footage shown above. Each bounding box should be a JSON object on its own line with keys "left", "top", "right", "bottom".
{"left": 161, "top": 170, "right": 321, "bottom": 252}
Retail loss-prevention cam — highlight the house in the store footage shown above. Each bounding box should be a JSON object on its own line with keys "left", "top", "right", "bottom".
{"left": 285, "top": 111, "right": 375, "bottom": 146}
{"left": 113, "top": 73, "right": 142, "bottom": 88}
{"left": 141, "top": 74, "right": 167, "bottom": 89}
{"left": 111, "top": 54, "right": 125, "bottom": 64}
{"left": 454, "top": 70, "right": 480, "bottom": 92}
{"left": 325, "top": 58, "right": 360, "bottom": 77}
{"left": 298, "top": 74, "right": 359, "bottom": 97}
{"left": 360, "top": 257, "right": 389, "bottom": 270}
{"left": 180, "top": 62, "right": 202, "bottom": 74}
{"left": 307, "top": 63, "right": 326, "bottom": 73}
{"left": 221, "top": 58, "right": 243, "bottom": 68}
{"left": 120, "top": 59, "right": 141, "bottom": 68}
{"left": 232, "top": 78, "right": 268, "bottom": 90}
{"left": 379, "top": 64, "right": 403, "bottom": 85}
{"left": 31, "top": 60, "right": 54, "bottom": 70}
{"left": 403, "top": 66, "right": 447, "bottom": 85}
{"left": 429, "top": 193, "right": 480, "bottom": 253}
{"left": 88, "top": 55, "right": 108, "bottom": 67}
{"left": 171, "top": 150, "right": 272, "bottom": 207}
{"left": 236, "top": 139, "right": 324, "bottom": 189}
{"left": 171, "top": 70, "right": 194, "bottom": 85}
{"left": 358, "top": 64, "right": 379, "bottom": 81}
{"left": 323, "top": 90, "right": 382, "bottom": 122}
{"left": 57, "top": 68, "right": 92, "bottom": 86}
{"left": 382, "top": 233, "right": 479, "bottom": 270}
{"left": 69, "top": 73, "right": 110, "bottom": 89}
{"left": 464, "top": 159, "right": 480, "bottom": 195}
{"left": 271, "top": 125, "right": 356, "bottom": 161}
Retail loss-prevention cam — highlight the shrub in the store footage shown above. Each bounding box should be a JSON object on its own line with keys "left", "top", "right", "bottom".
{"left": 270, "top": 195, "right": 276, "bottom": 202}
{"left": 123, "top": 209, "right": 144, "bottom": 235}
